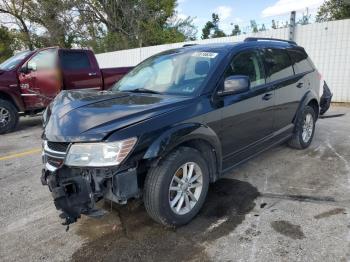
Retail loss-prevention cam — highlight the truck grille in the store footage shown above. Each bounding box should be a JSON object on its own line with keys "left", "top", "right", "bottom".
{"left": 44, "top": 141, "right": 70, "bottom": 170}
{"left": 47, "top": 141, "right": 70, "bottom": 153}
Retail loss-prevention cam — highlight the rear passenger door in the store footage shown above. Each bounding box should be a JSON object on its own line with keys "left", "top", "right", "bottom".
{"left": 58, "top": 50, "right": 103, "bottom": 91}
{"left": 262, "top": 48, "right": 299, "bottom": 132}
{"left": 288, "top": 47, "right": 314, "bottom": 100}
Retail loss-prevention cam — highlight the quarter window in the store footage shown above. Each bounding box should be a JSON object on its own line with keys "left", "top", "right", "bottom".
{"left": 226, "top": 50, "right": 265, "bottom": 88}
{"left": 288, "top": 49, "right": 314, "bottom": 74}
{"left": 264, "top": 48, "right": 294, "bottom": 82}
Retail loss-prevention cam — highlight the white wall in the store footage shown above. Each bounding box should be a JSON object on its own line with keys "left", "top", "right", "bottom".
{"left": 96, "top": 19, "right": 350, "bottom": 102}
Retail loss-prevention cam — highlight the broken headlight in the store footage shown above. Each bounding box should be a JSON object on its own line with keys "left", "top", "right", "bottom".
{"left": 65, "top": 137, "right": 137, "bottom": 167}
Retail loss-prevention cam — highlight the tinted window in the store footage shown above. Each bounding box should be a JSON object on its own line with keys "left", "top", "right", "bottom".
{"left": 264, "top": 48, "right": 294, "bottom": 82}
{"left": 61, "top": 51, "right": 91, "bottom": 70}
{"left": 288, "top": 49, "right": 314, "bottom": 74}
{"left": 225, "top": 50, "right": 265, "bottom": 88}
{"left": 27, "top": 49, "right": 56, "bottom": 71}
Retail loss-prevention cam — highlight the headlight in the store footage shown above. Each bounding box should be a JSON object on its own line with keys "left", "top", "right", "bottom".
{"left": 65, "top": 138, "right": 137, "bottom": 167}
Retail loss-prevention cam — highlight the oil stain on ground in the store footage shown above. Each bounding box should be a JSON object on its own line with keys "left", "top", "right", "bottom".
{"left": 72, "top": 178, "right": 259, "bottom": 262}
{"left": 314, "top": 208, "right": 346, "bottom": 219}
{"left": 271, "top": 220, "right": 305, "bottom": 240}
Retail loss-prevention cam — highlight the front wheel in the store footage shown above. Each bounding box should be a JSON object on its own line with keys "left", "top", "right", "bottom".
{"left": 143, "top": 147, "right": 209, "bottom": 226}
{"left": 288, "top": 105, "right": 316, "bottom": 149}
{"left": 0, "top": 99, "right": 19, "bottom": 134}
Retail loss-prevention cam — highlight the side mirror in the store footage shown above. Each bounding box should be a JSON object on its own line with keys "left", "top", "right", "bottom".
{"left": 218, "top": 75, "right": 250, "bottom": 96}
{"left": 19, "top": 64, "right": 29, "bottom": 74}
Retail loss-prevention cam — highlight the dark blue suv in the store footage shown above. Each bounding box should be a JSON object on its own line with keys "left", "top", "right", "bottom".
{"left": 41, "top": 38, "right": 325, "bottom": 227}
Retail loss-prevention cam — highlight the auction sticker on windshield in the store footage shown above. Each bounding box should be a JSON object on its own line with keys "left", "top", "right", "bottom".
{"left": 191, "top": 52, "right": 218, "bottom": 58}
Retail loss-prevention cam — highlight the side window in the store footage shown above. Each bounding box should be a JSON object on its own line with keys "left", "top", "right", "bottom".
{"left": 27, "top": 49, "right": 57, "bottom": 71}
{"left": 60, "top": 51, "right": 91, "bottom": 70}
{"left": 225, "top": 50, "right": 265, "bottom": 88}
{"left": 288, "top": 49, "right": 314, "bottom": 74}
{"left": 263, "top": 48, "right": 294, "bottom": 82}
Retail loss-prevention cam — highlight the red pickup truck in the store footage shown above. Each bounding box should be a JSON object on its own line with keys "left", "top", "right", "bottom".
{"left": 0, "top": 47, "right": 131, "bottom": 134}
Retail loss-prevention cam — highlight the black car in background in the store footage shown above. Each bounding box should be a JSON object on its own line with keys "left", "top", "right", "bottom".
{"left": 41, "top": 38, "right": 324, "bottom": 227}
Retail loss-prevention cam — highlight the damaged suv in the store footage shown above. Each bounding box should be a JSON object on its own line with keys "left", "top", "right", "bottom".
{"left": 42, "top": 38, "right": 326, "bottom": 227}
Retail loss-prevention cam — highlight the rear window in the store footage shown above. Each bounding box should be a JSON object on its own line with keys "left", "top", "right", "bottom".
{"left": 60, "top": 51, "right": 91, "bottom": 70}
{"left": 288, "top": 49, "right": 314, "bottom": 74}
{"left": 264, "top": 48, "right": 294, "bottom": 82}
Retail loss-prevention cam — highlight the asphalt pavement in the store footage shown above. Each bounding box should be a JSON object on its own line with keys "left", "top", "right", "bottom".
{"left": 0, "top": 105, "right": 349, "bottom": 262}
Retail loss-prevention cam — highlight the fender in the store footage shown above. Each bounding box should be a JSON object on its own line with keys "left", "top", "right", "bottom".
{"left": 0, "top": 86, "right": 25, "bottom": 112}
{"left": 293, "top": 90, "right": 319, "bottom": 126}
{"left": 143, "top": 123, "right": 222, "bottom": 180}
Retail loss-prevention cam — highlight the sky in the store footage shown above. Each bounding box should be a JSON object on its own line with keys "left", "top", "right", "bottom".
{"left": 176, "top": 0, "right": 326, "bottom": 36}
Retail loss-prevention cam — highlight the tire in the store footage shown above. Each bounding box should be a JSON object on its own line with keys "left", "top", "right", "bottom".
{"left": 288, "top": 105, "right": 316, "bottom": 149}
{"left": 0, "top": 99, "right": 19, "bottom": 134}
{"left": 143, "top": 147, "right": 210, "bottom": 227}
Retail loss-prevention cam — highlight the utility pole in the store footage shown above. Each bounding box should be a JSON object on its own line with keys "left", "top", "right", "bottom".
{"left": 289, "top": 11, "right": 296, "bottom": 41}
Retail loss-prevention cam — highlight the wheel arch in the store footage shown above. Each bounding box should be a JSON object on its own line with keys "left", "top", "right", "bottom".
{"left": 294, "top": 90, "right": 319, "bottom": 127}
{"left": 143, "top": 123, "right": 222, "bottom": 182}
{"left": 0, "top": 89, "right": 23, "bottom": 112}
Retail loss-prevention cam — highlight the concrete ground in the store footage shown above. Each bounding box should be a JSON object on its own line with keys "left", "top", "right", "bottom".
{"left": 0, "top": 105, "right": 349, "bottom": 262}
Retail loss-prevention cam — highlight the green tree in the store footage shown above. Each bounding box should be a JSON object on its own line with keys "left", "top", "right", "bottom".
{"left": 259, "top": 24, "right": 266, "bottom": 31}
{"left": 76, "top": 0, "right": 196, "bottom": 52}
{"left": 25, "top": 0, "right": 76, "bottom": 48}
{"left": 316, "top": 0, "right": 350, "bottom": 22}
{"left": 201, "top": 13, "right": 226, "bottom": 39}
{"left": 250, "top": 20, "right": 258, "bottom": 33}
{"left": 0, "top": 0, "right": 34, "bottom": 50}
{"left": 298, "top": 8, "right": 311, "bottom": 25}
{"left": 0, "top": 26, "right": 14, "bottom": 63}
{"left": 231, "top": 24, "right": 241, "bottom": 36}
{"left": 271, "top": 19, "right": 277, "bottom": 29}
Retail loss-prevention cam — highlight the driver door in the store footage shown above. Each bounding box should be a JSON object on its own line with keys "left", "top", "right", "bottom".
{"left": 19, "top": 48, "right": 61, "bottom": 109}
{"left": 219, "top": 49, "right": 275, "bottom": 170}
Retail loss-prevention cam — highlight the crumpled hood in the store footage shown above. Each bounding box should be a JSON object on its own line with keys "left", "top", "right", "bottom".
{"left": 44, "top": 90, "right": 191, "bottom": 142}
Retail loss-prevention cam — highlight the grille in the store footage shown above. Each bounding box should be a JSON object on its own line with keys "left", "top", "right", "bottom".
{"left": 47, "top": 141, "right": 70, "bottom": 152}
{"left": 47, "top": 156, "right": 64, "bottom": 168}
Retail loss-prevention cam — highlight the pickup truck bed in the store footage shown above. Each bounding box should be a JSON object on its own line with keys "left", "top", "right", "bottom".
{"left": 0, "top": 48, "right": 132, "bottom": 134}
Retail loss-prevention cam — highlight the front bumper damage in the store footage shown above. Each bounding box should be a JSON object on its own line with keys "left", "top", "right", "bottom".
{"left": 41, "top": 148, "right": 140, "bottom": 228}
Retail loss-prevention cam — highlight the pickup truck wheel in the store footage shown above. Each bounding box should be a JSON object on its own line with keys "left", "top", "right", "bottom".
{"left": 144, "top": 147, "right": 209, "bottom": 227}
{"left": 288, "top": 105, "right": 316, "bottom": 149}
{"left": 0, "top": 99, "right": 18, "bottom": 134}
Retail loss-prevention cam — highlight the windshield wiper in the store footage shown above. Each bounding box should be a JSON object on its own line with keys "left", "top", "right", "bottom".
{"left": 127, "top": 88, "right": 162, "bottom": 94}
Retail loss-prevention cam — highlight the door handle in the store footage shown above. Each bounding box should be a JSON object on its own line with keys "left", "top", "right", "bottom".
{"left": 88, "top": 72, "right": 97, "bottom": 76}
{"left": 262, "top": 93, "right": 273, "bottom": 101}
{"left": 296, "top": 82, "right": 303, "bottom": 88}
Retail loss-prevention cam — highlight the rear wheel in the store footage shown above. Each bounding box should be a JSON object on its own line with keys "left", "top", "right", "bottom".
{"left": 0, "top": 99, "right": 18, "bottom": 134}
{"left": 288, "top": 105, "right": 316, "bottom": 149}
{"left": 143, "top": 147, "right": 209, "bottom": 226}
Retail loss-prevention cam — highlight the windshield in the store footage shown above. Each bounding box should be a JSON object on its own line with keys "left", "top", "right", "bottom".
{"left": 0, "top": 50, "right": 32, "bottom": 71}
{"left": 113, "top": 49, "right": 223, "bottom": 96}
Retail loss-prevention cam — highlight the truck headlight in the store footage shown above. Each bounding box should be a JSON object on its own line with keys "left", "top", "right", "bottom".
{"left": 65, "top": 138, "right": 137, "bottom": 167}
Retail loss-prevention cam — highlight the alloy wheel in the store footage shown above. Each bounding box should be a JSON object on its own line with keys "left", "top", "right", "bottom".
{"left": 169, "top": 162, "right": 203, "bottom": 215}
{"left": 0, "top": 107, "right": 10, "bottom": 128}
{"left": 302, "top": 113, "right": 314, "bottom": 143}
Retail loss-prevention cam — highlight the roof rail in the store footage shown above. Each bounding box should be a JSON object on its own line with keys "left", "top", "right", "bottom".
{"left": 244, "top": 37, "right": 297, "bottom": 45}
{"left": 183, "top": 44, "right": 198, "bottom": 47}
